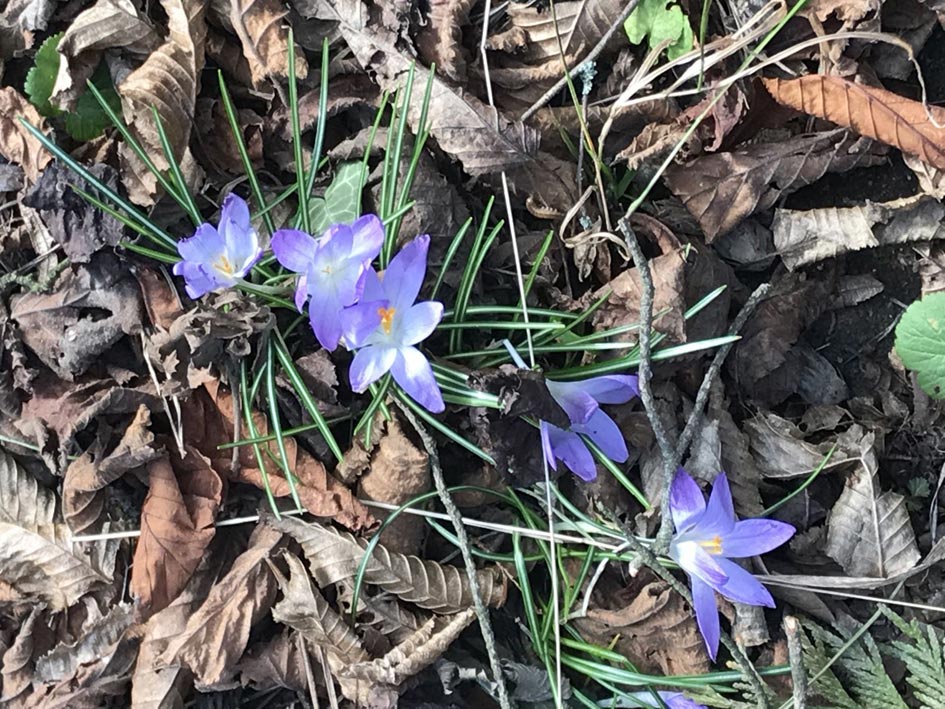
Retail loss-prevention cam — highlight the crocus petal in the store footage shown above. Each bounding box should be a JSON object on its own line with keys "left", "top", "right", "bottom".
{"left": 716, "top": 558, "right": 775, "bottom": 607}
{"left": 539, "top": 421, "right": 557, "bottom": 471}
{"left": 218, "top": 194, "right": 258, "bottom": 271}
{"left": 720, "top": 518, "right": 796, "bottom": 558}
{"left": 692, "top": 472, "right": 736, "bottom": 537}
{"left": 390, "top": 346, "right": 444, "bottom": 413}
{"left": 672, "top": 541, "right": 728, "bottom": 589}
{"left": 384, "top": 234, "right": 430, "bottom": 312}
{"left": 309, "top": 291, "right": 345, "bottom": 351}
{"left": 398, "top": 301, "right": 443, "bottom": 346}
{"left": 575, "top": 374, "right": 640, "bottom": 405}
{"left": 272, "top": 229, "right": 318, "bottom": 274}
{"left": 341, "top": 300, "right": 386, "bottom": 349}
{"left": 348, "top": 214, "right": 385, "bottom": 262}
{"left": 690, "top": 577, "right": 721, "bottom": 661}
{"left": 294, "top": 273, "right": 309, "bottom": 312}
{"left": 626, "top": 692, "right": 706, "bottom": 709}
{"left": 359, "top": 266, "right": 385, "bottom": 304}
{"left": 573, "top": 408, "right": 627, "bottom": 462}
{"left": 317, "top": 222, "right": 355, "bottom": 264}
{"left": 349, "top": 345, "right": 396, "bottom": 392}
{"left": 177, "top": 223, "right": 224, "bottom": 264}
{"left": 670, "top": 468, "right": 706, "bottom": 531}
{"left": 173, "top": 261, "right": 222, "bottom": 298}
{"left": 544, "top": 423, "right": 597, "bottom": 481}
{"left": 545, "top": 379, "right": 599, "bottom": 425}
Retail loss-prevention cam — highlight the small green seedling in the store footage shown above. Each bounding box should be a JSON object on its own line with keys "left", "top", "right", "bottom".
{"left": 624, "top": 0, "right": 695, "bottom": 61}
{"left": 25, "top": 33, "right": 121, "bottom": 141}
{"left": 895, "top": 292, "right": 945, "bottom": 399}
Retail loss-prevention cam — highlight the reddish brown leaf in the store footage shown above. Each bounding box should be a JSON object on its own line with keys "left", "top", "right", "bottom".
{"left": 130, "top": 450, "right": 223, "bottom": 613}
{"left": 763, "top": 75, "right": 945, "bottom": 169}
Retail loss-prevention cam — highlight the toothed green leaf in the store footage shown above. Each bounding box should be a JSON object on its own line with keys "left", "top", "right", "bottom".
{"left": 895, "top": 293, "right": 945, "bottom": 399}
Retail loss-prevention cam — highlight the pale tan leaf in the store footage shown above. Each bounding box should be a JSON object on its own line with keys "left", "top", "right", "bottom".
{"left": 158, "top": 524, "right": 282, "bottom": 687}
{"left": 0, "top": 606, "right": 43, "bottom": 703}
{"left": 506, "top": 0, "right": 623, "bottom": 63}
{"left": 52, "top": 0, "right": 160, "bottom": 109}
{"left": 415, "top": 0, "right": 476, "bottom": 81}
{"left": 270, "top": 515, "right": 507, "bottom": 613}
{"left": 825, "top": 432, "right": 921, "bottom": 578}
{"left": 663, "top": 130, "right": 884, "bottom": 240}
{"left": 117, "top": 0, "right": 206, "bottom": 205}
{"left": 763, "top": 75, "right": 945, "bottom": 169}
{"left": 0, "top": 446, "right": 58, "bottom": 538}
{"left": 225, "top": 0, "right": 307, "bottom": 85}
{"left": 271, "top": 553, "right": 369, "bottom": 664}
{"left": 0, "top": 0, "right": 56, "bottom": 58}
{"left": 337, "top": 579, "right": 424, "bottom": 642}
{"left": 35, "top": 603, "right": 133, "bottom": 682}
{"left": 130, "top": 450, "right": 223, "bottom": 614}
{"left": 0, "top": 88, "right": 52, "bottom": 183}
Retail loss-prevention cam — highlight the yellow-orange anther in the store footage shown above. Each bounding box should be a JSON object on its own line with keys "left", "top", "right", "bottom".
{"left": 699, "top": 535, "right": 723, "bottom": 555}
{"left": 215, "top": 255, "right": 234, "bottom": 275}
{"left": 378, "top": 306, "right": 396, "bottom": 334}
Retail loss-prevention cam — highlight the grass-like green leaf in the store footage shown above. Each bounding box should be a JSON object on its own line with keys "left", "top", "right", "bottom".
{"left": 895, "top": 293, "right": 945, "bottom": 399}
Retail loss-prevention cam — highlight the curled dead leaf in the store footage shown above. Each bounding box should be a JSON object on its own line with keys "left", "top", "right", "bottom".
{"left": 0, "top": 87, "right": 52, "bottom": 183}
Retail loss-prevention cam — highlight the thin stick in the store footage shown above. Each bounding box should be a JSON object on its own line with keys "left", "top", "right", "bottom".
{"left": 784, "top": 616, "right": 807, "bottom": 709}
{"left": 520, "top": 0, "right": 642, "bottom": 122}
{"left": 396, "top": 402, "right": 512, "bottom": 709}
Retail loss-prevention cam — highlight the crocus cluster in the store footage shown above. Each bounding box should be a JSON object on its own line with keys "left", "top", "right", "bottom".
{"left": 174, "top": 198, "right": 445, "bottom": 413}
{"left": 669, "top": 469, "right": 795, "bottom": 660}
{"left": 173, "top": 194, "right": 263, "bottom": 298}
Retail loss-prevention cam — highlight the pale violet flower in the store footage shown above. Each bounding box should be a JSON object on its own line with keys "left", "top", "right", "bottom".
{"left": 270, "top": 215, "right": 384, "bottom": 350}
{"left": 173, "top": 194, "right": 262, "bottom": 298}
{"left": 669, "top": 469, "right": 795, "bottom": 660}
{"left": 341, "top": 234, "right": 444, "bottom": 413}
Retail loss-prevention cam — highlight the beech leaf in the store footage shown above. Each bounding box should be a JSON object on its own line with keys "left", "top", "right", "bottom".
{"left": 763, "top": 75, "right": 945, "bottom": 170}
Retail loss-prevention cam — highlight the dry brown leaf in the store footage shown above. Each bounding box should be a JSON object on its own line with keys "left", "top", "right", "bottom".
{"left": 52, "top": 0, "right": 160, "bottom": 109}
{"left": 0, "top": 447, "right": 58, "bottom": 539}
{"left": 505, "top": 0, "right": 623, "bottom": 63}
{"left": 271, "top": 553, "right": 370, "bottom": 664}
{"left": 572, "top": 575, "right": 709, "bottom": 675}
{"left": 415, "top": 0, "right": 476, "bottom": 82}
{"left": 239, "top": 630, "right": 309, "bottom": 692}
{"left": 763, "top": 76, "right": 945, "bottom": 169}
{"left": 664, "top": 129, "right": 884, "bottom": 241}
{"left": 0, "top": 606, "right": 45, "bottom": 703}
{"left": 321, "top": 1, "right": 577, "bottom": 216}
{"left": 63, "top": 405, "right": 160, "bottom": 535}
{"left": 35, "top": 603, "right": 133, "bottom": 683}
{"left": 117, "top": 0, "right": 205, "bottom": 205}
{"left": 336, "top": 579, "right": 424, "bottom": 642}
{"left": 158, "top": 524, "right": 282, "bottom": 688}
{"left": 270, "top": 515, "right": 507, "bottom": 613}
{"left": 357, "top": 414, "right": 430, "bottom": 555}
{"left": 212, "top": 0, "right": 307, "bottom": 86}
{"left": 0, "top": 88, "right": 52, "bottom": 183}
{"left": 130, "top": 450, "right": 223, "bottom": 614}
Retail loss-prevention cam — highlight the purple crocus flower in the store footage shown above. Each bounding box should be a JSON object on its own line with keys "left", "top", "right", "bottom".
{"left": 669, "top": 469, "right": 795, "bottom": 661}
{"left": 626, "top": 691, "right": 705, "bottom": 709}
{"left": 270, "top": 215, "right": 384, "bottom": 350}
{"left": 341, "top": 234, "right": 445, "bottom": 413}
{"left": 173, "top": 194, "right": 263, "bottom": 298}
{"left": 540, "top": 374, "right": 639, "bottom": 482}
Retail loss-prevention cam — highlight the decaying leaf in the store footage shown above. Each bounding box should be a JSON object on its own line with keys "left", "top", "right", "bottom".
{"left": 664, "top": 130, "right": 885, "bottom": 240}
{"left": 0, "top": 446, "right": 58, "bottom": 539}
{"left": 158, "top": 524, "right": 282, "bottom": 687}
{"left": 0, "top": 606, "right": 45, "bottom": 702}
{"left": 0, "top": 0, "right": 57, "bottom": 58}
{"left": 52, "top": 0, "right": 160, "bottom": 109}
{"left": 34, "top": 603, "right": 133, "bottom": 683}
{"left": 415, "top": 0, "right": 477, "bottom": 81}
{"left": 771, "top": 195, "right": 945, "bottom": 270}
{"left": 763, "top": 75, "right": 945, "bottom": 170}
{"left": 239, "top": 630, "right": 308, "bottom": 692}
{"left": 269, "top": 515, "right": 506, "bottom": 613}
{"left": 0, "top": 87, "right": 52, "bottom": 183}
{"left": 130, "top": 451, "right": 223, "bottom": 614}
{"left": 117, "top": 0, "right": 205, "bottom": 205}
{"left": 825, "top": 432, "right": 921, "bottom": 577}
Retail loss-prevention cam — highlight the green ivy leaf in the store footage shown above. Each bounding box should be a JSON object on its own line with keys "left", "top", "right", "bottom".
{"left": 895, "top": 292, "right": 945, "bottom": 399}
{"left": 25, "top": 33, "right": 64, "bottom": 118}
{"left": 624, "top": 0, "right": 694, "bottom": 61}
{"left": 309, "top": 161, "right": 368, "bottom": 234}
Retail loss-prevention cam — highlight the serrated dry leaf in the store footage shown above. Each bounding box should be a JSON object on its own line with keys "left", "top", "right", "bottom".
{"left": 52, "top": 0, "right": 160, "bottom": 109}
{"left": 664, "top": 129, "right": 884, "bottom": 241}
{"left": 321, "top": 1, "right": 577, "bottom": 216}
{"left": 212, "top": 0, "right": 307, "bottom": 86}
{"left": 0, "top": 87, "right": 52, "bottom": 183}
{"left": 415, "top": 0, "right": 476, "bottom": 81}
{"left": 130, "top": 451, "right": 223, "bottom": 614}
{"left": 35, "top": 603, "right": 133, "bottom": 683}
{"left": 270, "top": 515, "right": 506, "bottom": 613}
{"left": 825, "top": 431, "right": 921, "bottom": 577}
{"left": 0, "top": 606, "right": 44, "bottom": 702}
{"left": 771, "top": 195, "right": 945, "bottom": 270}
{"left": 0, "top": 447, "right": 58, "bottom": 538}
{"left": 337, "top": 579, "right": 423, "bottom": 642}
{"left": 763, "top": 75, "right": 945, "bottom": 170}
{"left": 158, "top": 524, "right": 282, "bottom": 688}
{"left": 271, "top": 553, "right": 369, "bottom": 664}
{"left": 117, "top": 0, "right": 205, "bottom": 205}
{"left": 572, "top": 575, "right": 709, "bottom": 675}
{"left": 239, "top": 630, "right": 308, "bottom": 692}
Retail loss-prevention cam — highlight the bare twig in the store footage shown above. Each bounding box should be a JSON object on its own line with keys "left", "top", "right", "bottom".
{"left": 520, "top": 0, "right": 641, "bottom": 122}
{"left": 784, "top": 616, "right": 808, "bottom": 709}
{"left": 395, "top": 402, "right": 512, "bottom": 709}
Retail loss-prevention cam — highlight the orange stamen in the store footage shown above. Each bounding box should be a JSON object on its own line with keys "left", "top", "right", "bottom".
{"left": 378, "top": 306, "right": 396, "bottom": 334}
{"left": 699, "top": 535, "right": 723, "bottom": 555}
{"left": 215, "top": 255, "right": 234, "bottom": 275}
